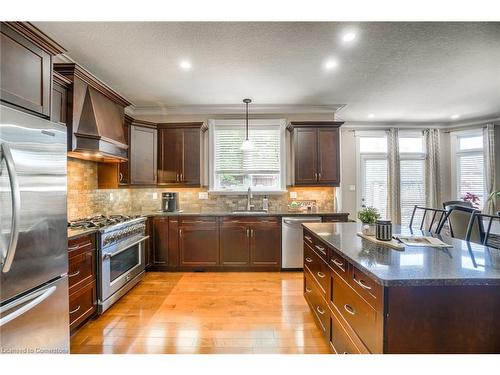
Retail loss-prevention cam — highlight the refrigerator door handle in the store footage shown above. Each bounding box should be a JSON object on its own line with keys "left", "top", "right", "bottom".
{"left": 0, "top": 143, "right": 21, "bottom": 273}
{"left": 0, "top": 285, "right": 56, "bottom": 327}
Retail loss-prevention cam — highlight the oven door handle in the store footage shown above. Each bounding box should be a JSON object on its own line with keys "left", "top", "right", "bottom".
{"left": 103, "top": 236, "right": 149, "bottom": 260}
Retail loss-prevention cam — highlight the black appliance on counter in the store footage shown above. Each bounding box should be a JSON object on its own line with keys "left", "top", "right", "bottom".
{"left": 161, "top": 192, "right": 180, "bottom": 212}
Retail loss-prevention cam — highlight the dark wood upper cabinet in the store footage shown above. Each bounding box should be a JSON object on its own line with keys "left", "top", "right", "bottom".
{"left": 290, "top": 121, "right": 343, "bottom": 186}
{"left": 157, "top": 123, "right": 204, "bottom": 186}
{"left": 130, "top": 121, "right": 158, "bottom": 185}
{"left": 1, "top": 22, "right": 65, "bottom": 118}
{"left": 118, "top": 115, "right": 133, "bottom": 185}
{"left": 51, "top": 72, "right": 70, "bottom": 125}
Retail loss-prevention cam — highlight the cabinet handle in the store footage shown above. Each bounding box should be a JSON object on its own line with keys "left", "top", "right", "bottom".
{"left": 304, "top": 235, "right": 313, "bottom": 243}
{"left": 315, "top": 245, "right": 326, "bottom": 255}
{"left": 68, "top": 270, "right": 80, "bottom": 278}
{"left": 331, "top": 258, "right": 345, "bottom": 271}
{"left": 69, "top": 305, "right": 81, "bottom": 315}
{"left": 180, "top": 173, "right": 183, "bottom": 181}
{"left": 318, "top": 172, "right": 322, "bottom": 180}
{"left": 179, "top": 229, "right": 183, "bottom": 238}
{"left": 316, "top": 306, "right": 325, "bottom": 315}
{"left": 250, "top": 229, "right": 254, "bottom": 237}
{"left": 119, "top": 172, "right": 123, "bottom": 182}
{"left": 246, "top": 228, "right": 250, "bottom": 237}
{"left": 353, "top": 277, "right": 372, "bottom": 290}
{"left": 305, "top": 287, "right": 312, "bottom": 293}
{"left": 344, "top": 304, "right": 355, "bottom": 315}
{"left": 317, "top": 271, "right": 325, "bottom": 278}
{"left": 305, "top": 257, "right": 313, "bottom": 263}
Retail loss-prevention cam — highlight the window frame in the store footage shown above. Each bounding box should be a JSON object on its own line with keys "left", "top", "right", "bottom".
{"left": 208, "top": 118, "right": 287, "bottom": 194}
{"left": 450, "top": 129, "right": 485, "bottom": 207}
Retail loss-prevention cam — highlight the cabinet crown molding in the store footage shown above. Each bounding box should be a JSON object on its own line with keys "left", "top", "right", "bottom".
{"left": 2, "top": 22, "right": 66, "bottom": 55}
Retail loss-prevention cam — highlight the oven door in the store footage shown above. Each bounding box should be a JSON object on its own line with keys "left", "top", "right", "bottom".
{"left": 100, "top": 236, "right": 148, "bottom": 302}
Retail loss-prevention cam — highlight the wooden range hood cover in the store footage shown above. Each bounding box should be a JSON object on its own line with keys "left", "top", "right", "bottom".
{"left": 55, "top": 63, "right": 132, "bottom": 163}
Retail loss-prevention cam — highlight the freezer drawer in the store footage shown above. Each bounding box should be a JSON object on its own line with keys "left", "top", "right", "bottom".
{"left": 0, "top": 276, "right": 69, "bottom": 354}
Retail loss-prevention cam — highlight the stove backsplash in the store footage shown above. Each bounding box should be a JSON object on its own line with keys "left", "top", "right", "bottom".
{"left": 67, "top": 158, "right": 336, "bottom": 220}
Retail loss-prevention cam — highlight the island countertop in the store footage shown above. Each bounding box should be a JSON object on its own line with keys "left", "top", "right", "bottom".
{"left": 302, "top": 222, "right": 500, "bottom": 286}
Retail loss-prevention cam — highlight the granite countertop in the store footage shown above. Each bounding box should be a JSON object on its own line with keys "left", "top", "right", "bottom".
{"left": 302, "top": 222, "right": 500, "bottom": 287}
{"left": 139, "top": 210, "right": 349, "bottom": 217}
{"left": 67, "top": 227, "right": 99, "bottom": 240}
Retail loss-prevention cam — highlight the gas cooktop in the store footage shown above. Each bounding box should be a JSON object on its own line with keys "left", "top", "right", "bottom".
{"left": 68, "top": 214, "right": 143, "bottom": 229}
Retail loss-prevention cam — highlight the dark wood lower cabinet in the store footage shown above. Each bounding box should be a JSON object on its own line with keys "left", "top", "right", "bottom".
{"left": 179, "top": 217, "right": 219, "bottom": 268}
{"left": 67, "top": 233, "right": 97, "bottom": 334}
{"left": 249, "top": 220, "right": 281, "bottom": 267}
{"left": 220, "top": 220, "right": 250, "bottom": 266}
{"left": 152, "top": 216, "right": 169, "bottom": 267}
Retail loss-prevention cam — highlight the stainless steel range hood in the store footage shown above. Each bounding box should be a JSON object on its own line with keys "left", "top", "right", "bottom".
{"left": 55, "top": 63, "right": 131, "bottom": 163}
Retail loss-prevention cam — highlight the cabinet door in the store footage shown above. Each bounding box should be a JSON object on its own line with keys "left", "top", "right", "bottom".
{"left": 158, "top": 128, "right": 182, "bottom": 184}
{"left": 144, "top": 217, "right": 153, "bottom": 268}
{"left": 130, "top": 125, "right": 157, "bottom": 185}
{"left": 220, "top": 221, "right": 250, "bottom": 266}
{"left": 1, "top": 24, "right": 51, "bottom": 117}
{"left": 250, "top": 221, "right": 281, "bottom": 267}
{"left": 153, "top": 217, "right": 169, "bottom": 265}
{"left": 51, "top": 82, "right": 67, "bottom": 125}
{"left": 317, "top": 127, "right": 340, "bottom": 185}
{"left": 181, "top": 128, "right": 200, "bottom": 185}
{"left": 179, "top": 221, "right": 219, "bottom": 267}
{"left": 119, "top": 116, "right": 131, "bottom": 185}
{"left": 294, "top": 128, "right": 318, "bottom": 185}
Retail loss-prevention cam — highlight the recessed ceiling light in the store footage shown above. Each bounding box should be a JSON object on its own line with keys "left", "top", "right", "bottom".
{"left": 451, "top": 114, "right": 460, "bottom": 120}
{"left": 342, "top": 32, "right": 356, "bottom": 43}
{"left": 324, "top": 59, "right": 339, "bottom": 70}
{"left": 368, "top": 114, "right": 375, "bottom": 119}
{"left": 179, "top": 60, "right": 192, "bottom": 70}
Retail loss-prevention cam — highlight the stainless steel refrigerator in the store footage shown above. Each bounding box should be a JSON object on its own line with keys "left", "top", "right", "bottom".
{"left": 0, "top": 105, "right": 69, "bottom": 354}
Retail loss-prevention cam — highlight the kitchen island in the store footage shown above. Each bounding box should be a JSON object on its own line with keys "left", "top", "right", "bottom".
{"left": 302, "top": 222, "right": 500, "bottom": 354}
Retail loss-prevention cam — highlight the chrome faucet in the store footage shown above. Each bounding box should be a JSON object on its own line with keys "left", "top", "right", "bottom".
{"left": 246, "top": 187, "right": 254, "bottom": 211}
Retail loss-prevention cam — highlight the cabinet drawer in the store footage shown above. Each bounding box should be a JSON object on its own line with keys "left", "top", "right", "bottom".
{"left": 68, "top": 249, "right": 95, "bottom": 293}
{"left": 180, "top": 216, "right": 217, "bottom": 224}
{"left": 68, "top": 280, "right": 96, "bottom": 331}
{"left": 303, "top": 230, "right": 328, "bottom": 262}
{"left": 349, "top": 266, "right": 383, "bottom": 309}
{"left": 68, "top": 234, "right": 95, "bottom": 255}
{"left": 304, "top": 243, "right": 328, "bottom": 297}
{"left": 332, "top": 274, "right": 379, "bottom": 352}
{"left": 328, "top": 248, "right": 348, "bottom": 281}
{"left": 329, "top": 307, "right": 362, "bottom": 354}
{"left": 304, "top": 272, "right": 328, "bottom": 337}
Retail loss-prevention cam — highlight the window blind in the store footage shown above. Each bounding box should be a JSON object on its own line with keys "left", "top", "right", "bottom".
{"left": 400, "top": 159, "right": 425, "bottom": 226}
{"left": 458, "top": 152, "right": 484, "bottom": 206}
{"left": 361, "top": 158, "right": 388, "bottom": 219}
{"left": 214, "top": 126, "right": 281, "bottom": 173}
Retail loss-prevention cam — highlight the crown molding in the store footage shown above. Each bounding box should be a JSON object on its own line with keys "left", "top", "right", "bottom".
{"left": 127, "top": 104, "right": 346, "bottom": 116}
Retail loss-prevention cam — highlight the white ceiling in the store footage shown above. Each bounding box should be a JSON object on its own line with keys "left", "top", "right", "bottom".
{"left": 35, "top": 22, "right": 500, "bottom": 124}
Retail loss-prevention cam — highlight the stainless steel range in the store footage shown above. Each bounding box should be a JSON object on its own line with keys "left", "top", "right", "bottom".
{"left": 69, "top": 215, "right": 148, "bottom": 313}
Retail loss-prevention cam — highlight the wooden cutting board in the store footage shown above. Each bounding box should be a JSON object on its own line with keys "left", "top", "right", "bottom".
{"left": 356, "top": 232, "right": 405, "bottom": 250}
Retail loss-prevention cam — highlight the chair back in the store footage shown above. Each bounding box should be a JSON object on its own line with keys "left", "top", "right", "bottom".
{"left": 409, "top": 205, "right": 447, "bottom": 233}
{"left": 467, "top": 213, "right": 500, "bottom": 248}
{"left": 442, "top": 200, "right": 473, "bottom": 210}
{"left": 441, "top": 205, "right": 481, "bottom": 242}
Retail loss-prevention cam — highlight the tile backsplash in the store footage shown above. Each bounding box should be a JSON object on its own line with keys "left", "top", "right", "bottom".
{"left": 67, "top": 158, "right": 337, "bottom": 220}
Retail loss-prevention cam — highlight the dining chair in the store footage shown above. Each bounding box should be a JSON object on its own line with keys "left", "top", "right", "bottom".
{"left": 442, "top": 200, "right": 473, "bottom": 210}
{"left": 466, "top": 212, "right": 500, "bottom": 249}
{"left": 409, "top": 205, "right": 447, "bottom": 233}
{"left": 439, "top": 205, "right": 481, "bottom": 242}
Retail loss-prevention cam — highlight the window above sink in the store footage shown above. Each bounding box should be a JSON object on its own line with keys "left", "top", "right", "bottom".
{"left": 208, "top": 119, "right": 287, "bottom": 194}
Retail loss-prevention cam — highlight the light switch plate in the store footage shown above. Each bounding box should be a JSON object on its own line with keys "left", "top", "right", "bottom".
{"left": 349, "top": 185, "right": 356, "bottom": 192}
{"left": 152, "top": 192, "right": 158, "bottom": 199}
{"left": 290, "top": 192, "right": 298, "bottom": 199}
{"left": 199, "top": 192, "right": 209, "bottom": 200}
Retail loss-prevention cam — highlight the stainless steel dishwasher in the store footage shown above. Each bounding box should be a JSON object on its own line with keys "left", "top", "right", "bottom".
{"left": 282, "top": 216, "right": 322, "bottom": 269}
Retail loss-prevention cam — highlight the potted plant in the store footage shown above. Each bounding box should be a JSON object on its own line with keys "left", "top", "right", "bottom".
{"left": 358, "top": 206, "right": 380, "bottom": 236}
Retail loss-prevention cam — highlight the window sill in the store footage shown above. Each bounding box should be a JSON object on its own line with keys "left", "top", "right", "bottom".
{"left": 207, "top": 190, "right": 288, "bottom": 196}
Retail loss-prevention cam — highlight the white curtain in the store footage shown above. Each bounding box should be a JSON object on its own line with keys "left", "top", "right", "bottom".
{"left": 424, "top": 128, "right": 441, "bottom": 209}
{"left": 387, "top": 128, "right": 401, "bottom": 224}
{"left": 483, "top": 124, "right": 496, "bottom": 215}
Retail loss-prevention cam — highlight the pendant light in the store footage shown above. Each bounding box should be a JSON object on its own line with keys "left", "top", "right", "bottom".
{"left": 240, "top": 98, "right": 253, "bottom": 151}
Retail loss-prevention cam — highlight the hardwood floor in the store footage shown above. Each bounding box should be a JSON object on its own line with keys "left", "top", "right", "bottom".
{"left": 71, "top": 272, "right": 330, "bottom": 354}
